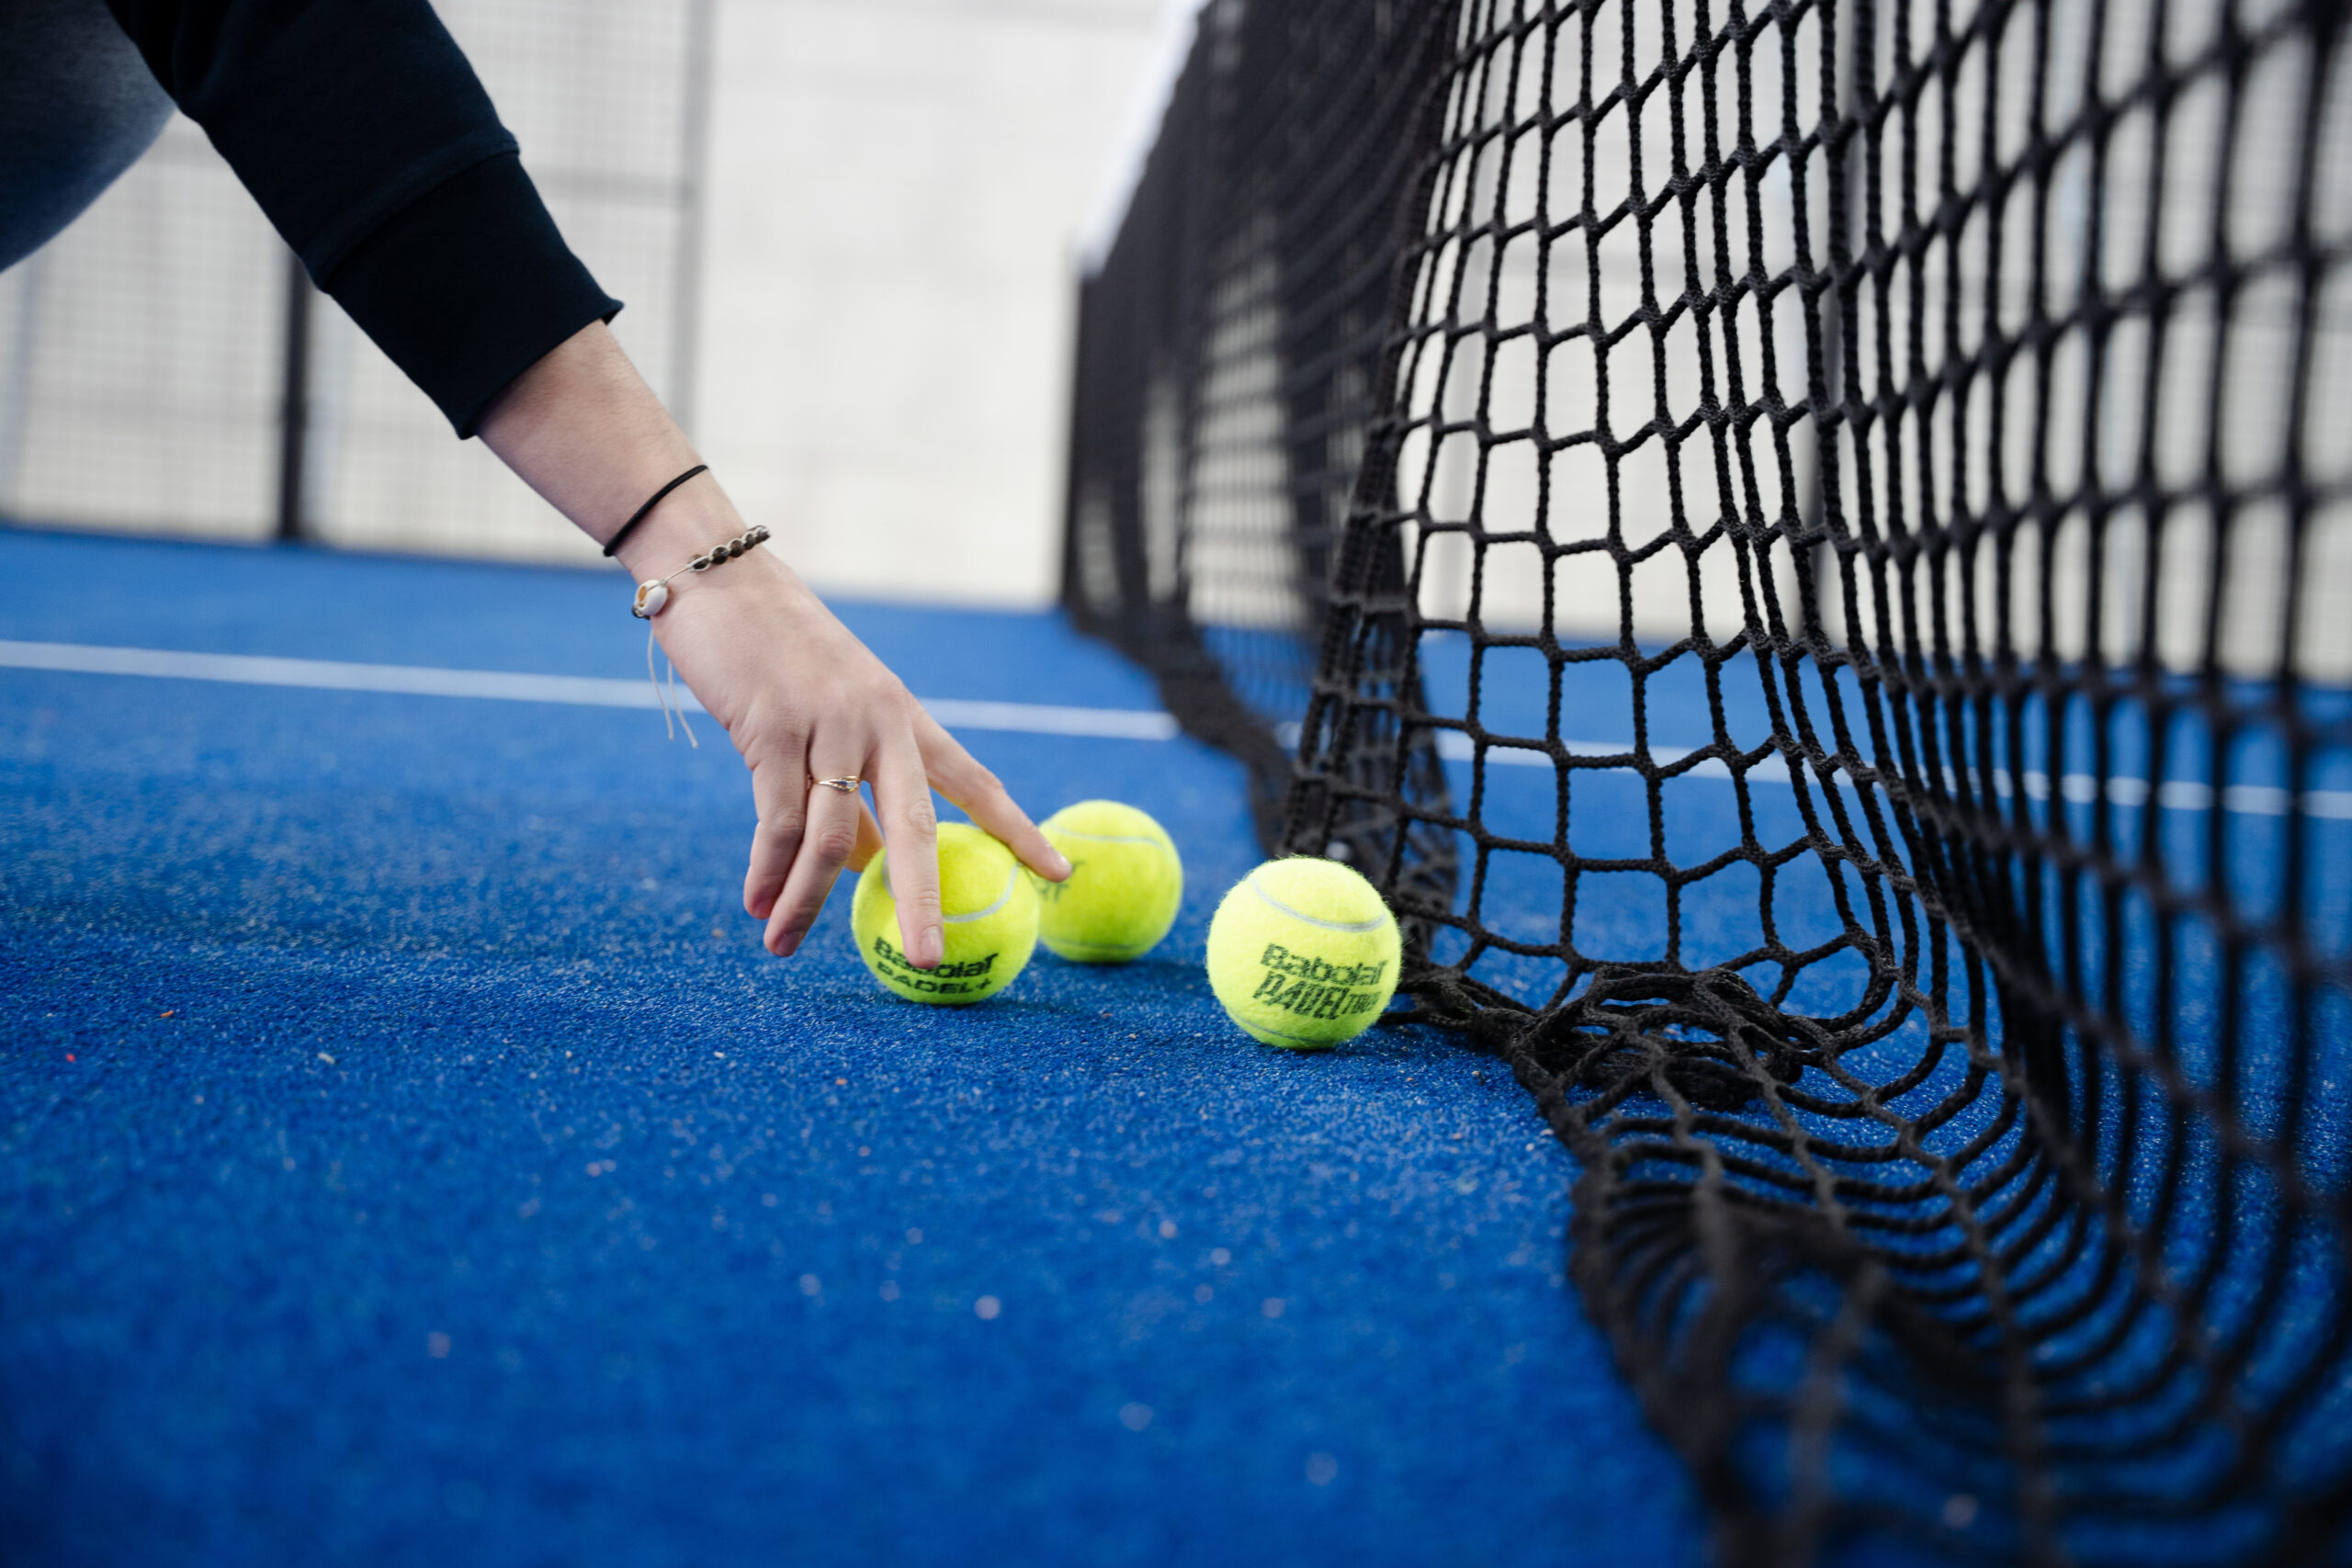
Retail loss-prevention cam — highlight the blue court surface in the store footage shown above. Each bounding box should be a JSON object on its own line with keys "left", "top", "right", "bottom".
{"left": 0, "top": 531, "right": 1713, "bottom": 1567}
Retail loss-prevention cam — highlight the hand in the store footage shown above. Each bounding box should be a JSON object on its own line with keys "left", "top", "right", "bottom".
{"left": 640, "top": 530, "right": 1069, "bottom": 961}
{"left": 477, "top": 322, "right": 1069, "bottom": 964}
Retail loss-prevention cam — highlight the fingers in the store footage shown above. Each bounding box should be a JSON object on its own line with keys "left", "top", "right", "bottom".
{"left": 743, "top": 746, "right": 809, "bottom": 921}
{"left": 763, "top": 761, "right": 865, "bottom": 957}
{"left": 736, "top": 700, "right": 1055, "bottom": 969}
{"left": 868, "top": 735, "right": 944, "bottom": 969}
{"left": 742, "top": 744, "right": 881, "bottom": 928}
{"left": 913, "top": 707, "right": 1069, "bottom": 881}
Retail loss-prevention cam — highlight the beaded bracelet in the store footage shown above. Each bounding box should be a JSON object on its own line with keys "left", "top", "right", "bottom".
{"left": 628, "top": 522, "right": 774, "bottom": 750}
{"left": 631, "top": 525, "right": 772, "bottom": 619}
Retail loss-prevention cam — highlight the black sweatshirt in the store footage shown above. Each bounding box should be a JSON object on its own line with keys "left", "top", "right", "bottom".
{"left": 106, "top": 0, "right": 622, "bottom": 437}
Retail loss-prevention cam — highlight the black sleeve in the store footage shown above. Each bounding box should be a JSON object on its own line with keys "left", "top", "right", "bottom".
{"left": 106, "top": 0, "right": 622, "bottom": 436}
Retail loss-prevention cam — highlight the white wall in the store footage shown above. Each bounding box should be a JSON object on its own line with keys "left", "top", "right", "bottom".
{"left": 695, "top": 0, "right": 1165, "bottom": 606}
{"left": 0, "top": 0, "right": 1177, "bottom": 608}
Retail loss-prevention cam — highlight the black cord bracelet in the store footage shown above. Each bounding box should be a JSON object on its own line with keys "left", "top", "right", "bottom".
{"left": 601, "top": 464, "right": 709, "bottom": 558}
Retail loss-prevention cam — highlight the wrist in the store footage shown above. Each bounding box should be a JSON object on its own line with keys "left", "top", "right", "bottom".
{"left": 474, "top": 323, "right": 705, "bottom": 540}
{"left": 613, "top": 475, "right": 744, "bottom": 581}
{"left": 622, "top": 488, "right": 808, "bottom": 629}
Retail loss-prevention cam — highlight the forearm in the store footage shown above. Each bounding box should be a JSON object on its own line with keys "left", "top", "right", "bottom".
{"left": 475, "top": 321, "right": 739, "bottom": 583}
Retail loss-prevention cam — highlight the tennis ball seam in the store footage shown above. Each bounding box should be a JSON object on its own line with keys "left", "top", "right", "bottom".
{"left": 1246, "top": 872, "right": 1389, "bottom": 932}
{"left": 941, "top": 865, "right": 1023, "bottom": 924}
{"left": 1050, "top": 830, "right": 1171, "bottom": 847}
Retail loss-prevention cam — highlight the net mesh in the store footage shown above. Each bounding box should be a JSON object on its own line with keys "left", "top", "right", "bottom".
{"left": 1066, "top": 0, "right": 2352, "bottom": 1561}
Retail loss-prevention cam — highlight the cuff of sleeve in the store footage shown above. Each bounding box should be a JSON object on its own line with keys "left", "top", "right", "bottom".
{"left": 321, "top": 152, "right": 622, "bottom": 437}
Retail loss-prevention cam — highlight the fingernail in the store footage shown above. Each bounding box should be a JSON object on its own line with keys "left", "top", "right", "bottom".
{"left": 921, "top": 929, "right": 944, "bottom": 968}
{"left": 772, "top": 930, "right": 800, "bottom": 957}
{"left": 1046, "top": 851, "right": 1072, "bottom": 879}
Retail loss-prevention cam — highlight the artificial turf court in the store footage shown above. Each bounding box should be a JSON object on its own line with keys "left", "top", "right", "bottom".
{"left": 0, "top": 528, "right": 1717, "bottom": 1567}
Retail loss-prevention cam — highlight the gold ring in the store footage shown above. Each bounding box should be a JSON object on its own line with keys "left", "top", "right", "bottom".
{"left": 811, "top": 775, "right": 861, "bottom": 794}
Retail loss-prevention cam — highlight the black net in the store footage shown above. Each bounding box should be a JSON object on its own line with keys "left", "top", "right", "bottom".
{"left": 1066, "top": 0, "right": 2352, "bottom": 1562}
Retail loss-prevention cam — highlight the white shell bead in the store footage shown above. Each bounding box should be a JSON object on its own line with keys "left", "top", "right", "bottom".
{"left": 634, "top": 581, "right": 670, "bottom": 618}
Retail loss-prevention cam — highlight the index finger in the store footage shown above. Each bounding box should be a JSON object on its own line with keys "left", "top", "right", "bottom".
{"left": 911, "top": 707, "right": 1070, "bottom": 882}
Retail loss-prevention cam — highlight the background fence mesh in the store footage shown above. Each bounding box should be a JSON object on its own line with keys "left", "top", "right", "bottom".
{"left": 1066, "top": 0, "right": 2352, "bottom": 1561}
{"left": 0, "top": 0, "right": 708, "bottom": 560}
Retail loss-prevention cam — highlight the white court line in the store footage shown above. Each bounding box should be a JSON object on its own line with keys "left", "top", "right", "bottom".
{"left": 1428, "top": 729, "right": 2352, "bottom": 820}
{"left": 0, "top": 639, "right": 1181, "bottom": 743}
{"left": 6, "top": 638, "right": 2343, "bottom": 816}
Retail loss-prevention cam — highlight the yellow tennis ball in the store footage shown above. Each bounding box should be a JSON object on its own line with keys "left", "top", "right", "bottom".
{"left": 1034, "top": 800, "right": 1183, "bottom": 963}
{"left": 1205, "top": 858, "right": 1400, "bottom": 1049}
{"left": 852, "top": 822, "right": 1038, "bottom": 1004}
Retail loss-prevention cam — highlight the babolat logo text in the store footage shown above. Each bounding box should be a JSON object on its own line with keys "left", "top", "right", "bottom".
{"left": 1250, "top": 943, "right": 1386, "bottom": 1021}
{"left": 872, "top": 936, "right": 997, "bottom": 994}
